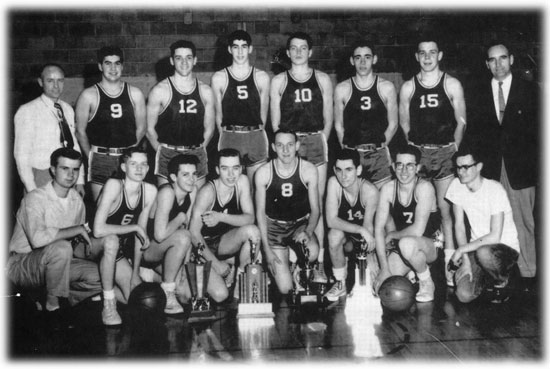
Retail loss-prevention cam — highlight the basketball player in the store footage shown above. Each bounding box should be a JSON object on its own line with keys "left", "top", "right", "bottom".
{"left": 146, "top": 40, "right": 215, "bottom": 189}
{"left": 398, "top": 35, "right": 466, "bottom": 286}
{"left": 141, "top": 154, "right": 198, "bottom": 314}
{"left": 187, "top": 148, "right": 260, "bottom": 301}
{"left": 324, "top": 149, "right": 379, "bottom": 301}
{"left": 85, "top": 147, "right": 157, "bottom": 325}
{"left": 270, "top": 32, "right": 333, "bottom": 283}
{"left": 75, "top": 46, "right": 147, "bottom": 201}
{"left": 373, "top": 145, "right": 442, "bottom": 303}
{"left": 255, "top": 129, "right": 320, "bottom": 296}
{"left": 210, "top": 30, "right": 270, "bottom": 185}
{"left": 334, "top": 40, "right": 398, "bottom": 188}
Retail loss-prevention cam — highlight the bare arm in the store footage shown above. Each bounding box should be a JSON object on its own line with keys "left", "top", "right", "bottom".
{"left": 129, "top": 85, "right": 147, "bottom": 145}
{"left": 204, "top": 176, "right": 255, "bottom": 228}
{"left": 333, "top": 81, "right": 349, "bottom": 148}
{"left": 132, "top": 184, "right": 158, "bottom": 276}
{"left": 379, "top": 79, "right": 399, "bottom": 145}
{"left": 200, "top": 83, "right": 216, "bottom": 148}
{"left": 74, "top": 88, "right": 95, "bottom": 158}
{"left": 145, "top": 81, "right": 167, "bottom": 151}
{"left": 374, "top": 182, "right": 393, "bottom": 272}
{"left": 303, "top": 161, "right": 320, "bottom": 237}
{"left": 254, "top": 163, "right": 276, "bottom": 261}
{"left": 446, "top": 76, "right": 467, "bottom": 147}
{"left": 256, "top": 70, "right": 271, "bottom": 125}
{"left": 210, "top": 71, "right": 226, "bottom": 134}
{"left": 269, "top": 74, "right": 285, "bottom": 133}
{"left": 318, "top": 72, "right": 334, "bottom": 139}
{"left": 398, "top": 80, "right": 414, "bottom": 142}
{"left": 153, "top": 186, "right": 187, "bottom": 243}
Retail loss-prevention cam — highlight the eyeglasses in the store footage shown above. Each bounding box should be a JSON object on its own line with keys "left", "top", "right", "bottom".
{"left": 394, "top": 162, "right": 417, "bottom": 171}
{"left": 455, "top": 162, "right": 478, "bottom": 171}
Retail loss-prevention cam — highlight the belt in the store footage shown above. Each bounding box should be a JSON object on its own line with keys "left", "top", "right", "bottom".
{"left": 91, "top": 146, "right": 127, "bottom": 155}
{"left": 223, "top": 125, "right": 262, "bottom": 132}
{"left": 267, "top": 214, "right": 309, "bottom": 224}
{"left": 413, "top": 142, "right": 452, "bottom": 149}
{"left": 160, "top": 143, "right": 202, "bottom": 151}
{"left": 347, "top": 143, "right": 383, "bottom": 152}
{"left": 296, "top": 131, "right": 321, "bottom": 136}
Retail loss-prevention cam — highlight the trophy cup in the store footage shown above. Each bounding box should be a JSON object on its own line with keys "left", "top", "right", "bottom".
{"left": 294, "top": 241, "right": 321, "bottom": 305}
{"left": 237, "top": 242, "right": 274, "bottom": 318}
{"left": 356, "top": 240, "right": 368, "bottom": 286}
{"left": 185, "top": 242, "right": 215, "bottom": 323}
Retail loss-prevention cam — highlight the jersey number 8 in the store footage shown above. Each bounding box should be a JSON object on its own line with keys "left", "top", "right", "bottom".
{"left": 281, "top": 183, "right": 293, "bottom": 197}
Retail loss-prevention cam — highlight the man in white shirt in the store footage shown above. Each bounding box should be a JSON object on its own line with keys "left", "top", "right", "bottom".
{"left": 445, "top": 145, "right": 519, "bottom": 304}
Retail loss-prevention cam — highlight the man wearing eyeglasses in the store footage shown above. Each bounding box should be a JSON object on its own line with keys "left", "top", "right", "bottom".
{"left": 373, "top": 145, "right": 442, "bottom": 302}
{"left": 445, "top": 145, "right": 519, "bottom": 304}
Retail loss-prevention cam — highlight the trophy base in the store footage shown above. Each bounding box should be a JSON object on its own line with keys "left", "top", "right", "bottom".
{"left": 237, "top": 303, "right": 274, "bottom": 318}
{"left": 298, "top": 293, "right": 320, "bottom": 305}
{"left": 188, "top": 308, "right": 216, "bottom": 323}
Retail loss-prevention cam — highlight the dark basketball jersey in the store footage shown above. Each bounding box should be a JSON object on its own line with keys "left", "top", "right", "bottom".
{"left": 337, "top": 179, "right": 367, "bottom": 226}
{"left": 279, "top": 70, "right": 324, "bottom": 132}
{"left": 221, "top": 67, "right": 263, "bottom": 127}
{"left": 147, "top": 183, "right": 191, "bottom": 239}
{"left": 201, "top": 180, "right": 241, "bottom": 239}
{"left": 266, "top": 158, "right": 310, "bottom": 221}
{"left": 343, "top": 76, "right": 387, "bottom": 146}
{"left": 156, "top": 78, "right": 205, "bottom": 146}
{"left": 390, "top": 179, "right": 440, "bottom": 237}
{"left": 408, "top": 73, "right": 456, "bottom": 144}
{"left": 86, "top": 82, "right": 137, "bottom": 148}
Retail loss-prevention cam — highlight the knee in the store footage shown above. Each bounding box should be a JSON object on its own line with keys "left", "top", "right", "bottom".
{"left": 102, "top": 235, "right": 120, "bottom": 256}
{"left": 242, "top": 225, "right": 261, "bottom": 244}
{"left": 173, "top": 230, "right": 192, "bottom": 252}
{"left": 398, "top": 237, "right": 417, "bottom": 260}
{"left": 455, "top": 286, "right": 476, "bottom": 304}
{"left": 46, "top": 240, "right": 73, "bottom": 262}
{"left": 210, "top": 286, "right": 229, "bottom": 303}
{"left": 327, "top": 229, "right": 344, "bottom": 251}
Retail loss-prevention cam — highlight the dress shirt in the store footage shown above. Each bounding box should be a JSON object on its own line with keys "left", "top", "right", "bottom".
{"left": 491, "top": 74, "right": 512, "bottom": 120}
{"left": 13, "top": 94, "right": 85, "bottom": 191}
{"left": 9, "top": 181, "right": 86, "bottom": 254}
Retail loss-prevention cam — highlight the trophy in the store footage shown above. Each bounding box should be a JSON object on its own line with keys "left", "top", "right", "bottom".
{"left": 185, "top": 242, "right": 215, "bottom": 322}
{"left": 237, "top": 242, "right": 274, "bottom": 318}
{"left": 293, "top": 241, "right": 321, "bottom": 305}
{"left": 356, "top": 240, "right": 368, "bottom": 286}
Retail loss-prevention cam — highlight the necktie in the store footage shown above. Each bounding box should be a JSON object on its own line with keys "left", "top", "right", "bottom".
{"left": 498, "top": 81, "right": 505, "bottom": 123}
{"left": 54, "top": 102, "right": 74, "bottom": 149}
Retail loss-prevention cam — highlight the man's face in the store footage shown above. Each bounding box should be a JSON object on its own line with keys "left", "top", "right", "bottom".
{"left": 99, "top": 55, "right": 123, "bottom": 82}
{"left": 171, "top": 48, "right": 197, "bottom": 77}
{"left": 216, "top": 156, "right": 242, "bottom": 187}
{"left": 287, "top": 38, "right": 312, "bottom": 66}
{"left": 334, "top": 159, "right": 361, "bottom": 189}
{"left": 51, "top": 157, "right": 81, "bottom": 189}
{"left": 415, "top": 41, "right": 442, "bottom": 72}
{"left": 228, "top": 39, "right": 252, "bottom": 65}
{"left": 171, "top": 164, "right": 197, "bottom": 193}
{"left": 121, "top": 153, "right": 149, "bottom": 182}
{"left": 272, "top": 133, "right": 299, "bottom": 164}
{"left": 486, "top": 44, "right": 514, "bottom": 81}
{"left": 38, "top": 66, "right": 65, "bottom": 101}
{"left": 350, "top": 46, "right": 377, "bottom": 76}
{"left": 456, "top": 154, "right": 481, "bottom": 185}
{"left": 393, "top": 153, "right": 419, "bottom": 185}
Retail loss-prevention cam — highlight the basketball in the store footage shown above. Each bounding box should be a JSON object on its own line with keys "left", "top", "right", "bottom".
{"left": 378, "top": 276, "right": 415, "bottom": 312}
{"left": 128, "top": 282, "right": 167, "bottom": 314}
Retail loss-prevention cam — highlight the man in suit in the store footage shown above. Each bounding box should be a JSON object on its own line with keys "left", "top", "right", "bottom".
{"left": 465, "top": 42, "right": 539, "bottom": 290}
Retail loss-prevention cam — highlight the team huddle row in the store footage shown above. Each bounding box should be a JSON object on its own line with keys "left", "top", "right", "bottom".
{"left": 10, "top": 29, "right": 537, "bottom": 326}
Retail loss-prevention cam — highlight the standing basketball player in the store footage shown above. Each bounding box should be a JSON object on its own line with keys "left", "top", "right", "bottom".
{"left": 270, "top": 32, "right": 333, "bottom": 282}
{"left": 399, "top": 35, "right": 466, "bottom": 286}
{"left": 86, "top": 147, "right": 157, "bottom": 325}
{"left": 325, "top": 149, "right": 379, "bottom": 300}
{"left": 373, "top": 145, "right": 442, "bottom": 303}
{"left": 187, "top": 148, "right": 260, "bottom": 301}
{"left": 211, "top": 30, "right": 270, "bottom": 186}
{"left": 146, "top": 40, "right": 215, "bottom": 189}
{"left": 75, "top": 46, "right": 147, "bottom": 201}
{"left": 334, "top": 40, "right": 398, "bottom": 188}
{"left": 255, "top": 129, "right": 320, "bottom": 296}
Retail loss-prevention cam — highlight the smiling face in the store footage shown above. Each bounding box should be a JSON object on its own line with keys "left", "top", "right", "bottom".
{"left": 228, "top": 39, "right": 252, "bottom": 65}
{"left": 272, "top": 132, "right": 300, "bottom": 165}
{"left": 393, "top": 153, "right": 419, "bottom": 185}
{"left": 334, "top": 159, "right": 361, "bottom": 189}
{"left": 171, "top": 163, "right": 197, "bottom": 193}
{"left": 486, "top": 44, "right": 514, "bottom": 81}
{"left": 216, "top": 155, "right": 242, "bottom": 187}
{"left": 171, "top": 47, "right": 197, "bottom": 77}
{"left": 455, "top": 154, "right": 482, "bottom": 186}
{"left": 415, "top": 41, "right": 442, "bottom": 73}
{"left": 121, "top": 152, "right": 149, "bottom": 182}
{"left": 99, "top": 55, "right": 123, "bottom": 83}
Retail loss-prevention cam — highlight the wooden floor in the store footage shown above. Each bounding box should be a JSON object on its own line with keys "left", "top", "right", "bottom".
{"left": 8, "top": 272, "right": 541, "bottom": 362}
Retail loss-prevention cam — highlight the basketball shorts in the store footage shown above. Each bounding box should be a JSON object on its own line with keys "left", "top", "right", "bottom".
{"left": 116, "top": 235, "right": 135, "bottom": 262}
{"left": 266, "top": 215, "right": 309, "bottom": 250}
{"left": 204, "top": 235, "right": 222, "bottom": 257}
{"left": 155, "top": 144, "right": 208, "bottom": 180}
{"left": 219, "top": 127, "right": 269, "bottom": 167}
{"left": 88, "top": 149, "right": 123, "bottom": 185}
{"left": 296, "top": 131, "right": 328, "bottom": 166}
{"left": 411, "top": 142, "right": 457, "bottom": 181}
{"left": 350, "top": 144, "right": 392, "bottom": 185}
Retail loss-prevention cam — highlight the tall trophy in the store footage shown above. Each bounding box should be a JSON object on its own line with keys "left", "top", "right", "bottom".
{"left": 237, "top": 242, "right": 274, "bottom": 318}
{"left": 185, "top": 242, "right": 215, "bottom": 322}
{"left": 293, "top": 241, "right": 323, "bottom": 305}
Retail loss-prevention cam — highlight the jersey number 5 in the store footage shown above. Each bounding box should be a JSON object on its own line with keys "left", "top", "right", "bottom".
{"left": 237, "top": 85, "right": 248, "bottom": 100}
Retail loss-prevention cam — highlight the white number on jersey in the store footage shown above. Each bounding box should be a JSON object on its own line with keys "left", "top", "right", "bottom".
{"left": 347, "top": 209, "right": 364, "bottom": 221}
{"left": 403, "top": 212, "right": 414, "bottom": 224}
{"left": 294, "top": 88, "right": 312, "bottom": 103}
{"left": 178, "top": 99, "right": 198, "bottom": 114}
{"left": 360, "top": 96, "right": 371, "bottom": 110}
{"left": 419, "top": 94, "right": 439, "bottom": 108}
{"left": 121, "top": 214, "right": 135, "bottom": 225}
{"left": 281, "top": 183, "right": 293, "bottom": 197}
{"left": 110, "top": 103, "right": 123, "bottom": 118}
{"left": 237, "top": 85, "right": 248, "bottom": 100}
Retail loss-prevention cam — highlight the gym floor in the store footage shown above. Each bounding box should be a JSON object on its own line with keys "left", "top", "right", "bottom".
{"left": 6, "top": 262, "right": 541, "bottom": 362}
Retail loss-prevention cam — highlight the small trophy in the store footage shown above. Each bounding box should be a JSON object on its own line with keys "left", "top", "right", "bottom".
{"left": 185, "top": 242, "right": 215, "bottom": 322}
{"left": 237, "top": 242, "right": 274, "bottom": 318}
{"left": 294, "top": 241, "right": 320, "bottom": 305}
{"left": 356, "top": 240, "right": 368, "bottom": 286}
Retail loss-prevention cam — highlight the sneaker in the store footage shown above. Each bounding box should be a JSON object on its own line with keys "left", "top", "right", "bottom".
{"left": 102, "top": 298, "right": 122, "bottom": 326}
{"left": 415, "top": 277, "right": 435, "bottom": 302}
{"left": 163, "top": 289, "right": 184, "bottom": 315}
{"left": 312, "top": 262, "right": 328, "bottom": 284}
{"left": 324, "top": 280, "right": 346, "bottom": 302}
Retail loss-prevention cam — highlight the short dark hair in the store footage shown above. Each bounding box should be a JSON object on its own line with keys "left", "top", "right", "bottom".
{"left": 121, "top": 147, "right": 148, "bottom": 164}
{"left": 227, "top": 30, "right": 252, "bottom": 46}
{"left": 350, "top": 39, "right": 376, "bottom": 57}
{"left": 416, "top": 33, "right": 440, "bottom": 51}
{"left": 286, "top": 32, "right": 313, "bottom": 50}
{"left": 391, "top": 145, "right": 421, "bottom": 163}
{"left": 170, "top": 40, "right": 196, "bottom": 58}
{"left": 217, "top": 148, "right": 241, "bottom": 165}
{"left": 274, "top": 128, "right": 298, "bottom": 142}
{"left": 485, "top": 41, "right": 512, "bottom": 58}
{"left": 167, "top": 154, "right": 199, "bottom": 182}
{"left": 98, "top": 46, "right": 124, "bottom": 64}
{"left": 40, "top": 63, "right": 65, "bottom": 78}
{"left": 335, "top": 148, "right": 361, "bottom": 168}
{"left": 50, "top": 148, "right": 82, "bottom": 167}
{"left": 453, "top": 143, "right": 483, "bottom": 165}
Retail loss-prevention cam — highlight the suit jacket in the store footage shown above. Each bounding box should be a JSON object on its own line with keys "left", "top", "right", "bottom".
{"left": 465, "top": 74, "right": 540, "bottom": 190}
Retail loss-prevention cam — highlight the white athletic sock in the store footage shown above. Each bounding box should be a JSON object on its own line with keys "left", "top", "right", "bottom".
{"left": 45, "top": 302, "right": 60, "bottom": 312}
{"left": 161, "top": 282, "right": 176, "bottom": 292}
{"left": 103, "top": 289, "right": 115, "bottom": 300}
{"left": 417, "top": 269, "right": 431, "bottom": 281}
{"left": 333, "top": 267, "right": 346, "bottom": 282}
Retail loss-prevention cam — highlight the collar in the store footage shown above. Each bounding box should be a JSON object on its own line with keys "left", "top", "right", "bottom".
{"left": 491, "top": 73, "right": 513, "bottom": 88}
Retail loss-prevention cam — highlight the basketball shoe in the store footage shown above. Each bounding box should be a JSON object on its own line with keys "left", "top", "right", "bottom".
{"left": 324, "top": 280, "right": 346, "bottom": 301}
{"left": 102, "top": 297, "right": 122, "bottom": 326}
{"left": 312, "top": 262, "right": 328, "bottom": 284}
{"left": 163, "top": 289, "right": 184, "bottom": 315}
{"left": 415, "top": 277, "right": 435, "bottom": 302}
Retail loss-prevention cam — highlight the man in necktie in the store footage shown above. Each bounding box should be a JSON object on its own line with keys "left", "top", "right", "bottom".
{"left": 54, "top": 102, "right": 74, "bottom": 149}
{"left": 464, "top": 41, "right": 540, "bottom": 294}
